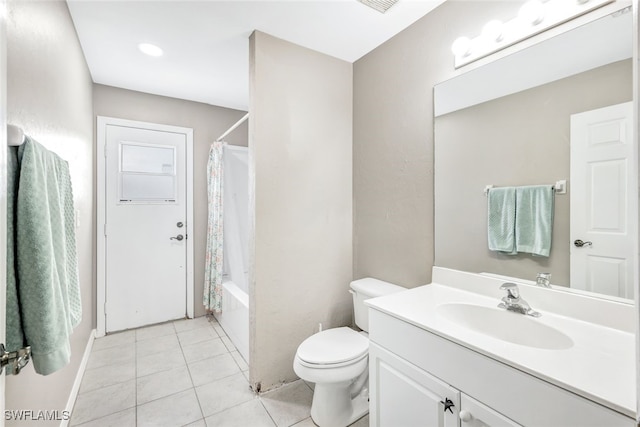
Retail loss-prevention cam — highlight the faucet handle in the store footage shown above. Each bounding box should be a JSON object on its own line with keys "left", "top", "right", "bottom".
{"left": 500, "top": 282, "right": 520, "bottom": 299}
{"left": 536, "top": 272, "right": 551, "bottom": 288}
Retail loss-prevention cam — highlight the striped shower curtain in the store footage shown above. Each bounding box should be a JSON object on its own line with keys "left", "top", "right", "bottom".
{"left": 204, "top": 141, "right": 224, "bottom": 312}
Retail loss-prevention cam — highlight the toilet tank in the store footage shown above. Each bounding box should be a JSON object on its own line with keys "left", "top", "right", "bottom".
{"left": 350, "top": 278, "right": 405, "bottom": 332}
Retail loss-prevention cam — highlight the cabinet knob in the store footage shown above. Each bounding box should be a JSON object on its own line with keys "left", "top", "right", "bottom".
{"left": 459, "top": 410, "right": 472, "bottom": 422}
{"left": 440, "top": 398, "right": 455, "bottom": 414}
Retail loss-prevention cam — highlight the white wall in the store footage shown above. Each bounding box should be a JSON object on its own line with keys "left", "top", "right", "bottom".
{"left": 5, "top": 1, "right": 94, "bottom": 424}
{"left": 249, "top": 31, "right": 353, "bottom": 391}
{"left": 353, "top": 1, "right": 524, "bottom": 288}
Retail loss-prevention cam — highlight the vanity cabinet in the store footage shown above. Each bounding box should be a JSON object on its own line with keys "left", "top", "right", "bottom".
{"left": 368, "top": 308, "right": 634, "bottom": 427}
{"left": 369, "top": 342, "right": 459, "bottom": 427}
{"left": 460, "top": 394, "right": 521, "bottom": 427}
{"left": 370, "top": 342, "right": 520, "bottom": 427}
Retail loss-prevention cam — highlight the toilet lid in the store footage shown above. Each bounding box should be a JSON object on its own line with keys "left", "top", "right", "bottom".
{"left": 297, "top": 327, "right": 369, "bottom": 365}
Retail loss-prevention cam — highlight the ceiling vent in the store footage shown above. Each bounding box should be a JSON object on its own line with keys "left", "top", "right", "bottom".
{"left": 357, "top": 0, "right": 400, "bottom": 13}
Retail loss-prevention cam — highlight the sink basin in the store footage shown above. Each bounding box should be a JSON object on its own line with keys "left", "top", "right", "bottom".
{"left": 436, "top": 303, "right": 574, "bottom": 350}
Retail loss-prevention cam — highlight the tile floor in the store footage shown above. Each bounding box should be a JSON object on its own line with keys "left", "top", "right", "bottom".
{"left": 70, "top": 316, "right": 369, "bottom": 427}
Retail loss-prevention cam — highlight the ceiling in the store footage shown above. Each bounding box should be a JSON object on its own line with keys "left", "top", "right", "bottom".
{"left": 67, "top": 0, "right": 446, "bottom": 111}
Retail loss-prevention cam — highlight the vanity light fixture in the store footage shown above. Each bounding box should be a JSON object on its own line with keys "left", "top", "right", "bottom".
{"left": 482, "top": 20, "right": 504, "bottom": 42}
{"left": 451, "top": 36, "right": 472, "bottom": 57}
{"left": 357, "top": 0, "right": 400, "bottom": 13}
{"left": 451, "top": 0, "right": 613, "bottom": 68}
{"left": 138, "top": 42, "right": 164, "bottom": 57}
{"left": 519, "top": 0, "right": 546, "bottom": 26}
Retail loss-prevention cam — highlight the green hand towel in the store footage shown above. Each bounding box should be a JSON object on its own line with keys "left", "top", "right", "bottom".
{"left": 515, "top": 185, "right": 554, "bottom": 257}
{"left": 6, "top": 137, "right": 81, "bottom": 375}
{"left": 6, "top": 147, "right": 24, "bottom": 355}
{"left": 487, "top": 187, "right": 517, "bottom": 254}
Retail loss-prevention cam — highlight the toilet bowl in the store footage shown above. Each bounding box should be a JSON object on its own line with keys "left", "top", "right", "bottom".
{"left": 294, "top": 327, "right": 369, "bottom": 426}
{"left": 293, "top": 278, "right": 405, "bottom": 427}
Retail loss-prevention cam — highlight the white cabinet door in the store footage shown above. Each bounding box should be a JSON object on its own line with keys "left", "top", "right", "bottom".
{"left": 370, "top": 343, "right": 459, "bottom": 427}
{"left": 460, "top": 394, "right": 521, "bottom": 427}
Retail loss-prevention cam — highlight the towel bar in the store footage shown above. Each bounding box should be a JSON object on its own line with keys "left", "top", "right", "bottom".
{"left": 7, "top": 124, "right": 26, "bottom": 146}
{"left": 484, "top": 180, "right": 566, "bottom": 195}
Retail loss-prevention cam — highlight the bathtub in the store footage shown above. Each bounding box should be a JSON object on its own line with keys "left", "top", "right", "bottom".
{"left": 215, "top": 279, "right": 249, "bottom": 362}
{"left": 215, "top": 144, "right": 249, "bottom": 364}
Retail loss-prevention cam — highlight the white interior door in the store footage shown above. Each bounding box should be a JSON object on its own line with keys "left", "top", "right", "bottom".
{"left": 104, "top": 123, "right": 188, "bottom": 332}
{"left": 570, "top": 101, "right": 636, "bottom": 299}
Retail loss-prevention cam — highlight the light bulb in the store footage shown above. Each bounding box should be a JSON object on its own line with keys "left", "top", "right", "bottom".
{"left": 138, "top": 43, "right": 164, "bottom": 57}
{"left": 519, "top": 0, "right": 545, "bottom": 25}
{"left": 482, "top": 20, "right": 504, "bottom": 42}
{"left": 451, "top": 37, "right": 472, "bottom": 57}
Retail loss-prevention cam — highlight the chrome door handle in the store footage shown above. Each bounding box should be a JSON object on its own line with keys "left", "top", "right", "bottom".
{"left": 574, "top": 239, "right": 592, "bottom": 247}
{"left": 170, "top": 234, "right": 184, "bottom": 241}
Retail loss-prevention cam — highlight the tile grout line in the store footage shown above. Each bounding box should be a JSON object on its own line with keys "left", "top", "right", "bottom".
{"left": 78, "top": 318, "right": 265, "bottom": 427}
{"left": 135, "top": 322, "right": 204, "bottom": 424}
{"left": 178, "top": 320, "right": 208, "bottom": 425}
{"left": 73, "top": 408, "right": 133, "bottom": 427}
{"left": 258, "top": 398, "right": 279, "bottom": 427}
{"left": 210, "top": 319, "right": 248, "bottom": 373}
{"left": 70, "top": 334, "right": 138, "bottom": 425}
{"left": 195, "top": 317, "right": 255, "bottom": 424}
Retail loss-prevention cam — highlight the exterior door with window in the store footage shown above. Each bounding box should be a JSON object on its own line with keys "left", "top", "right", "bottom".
{"left": 104, "top": 121, "right": 189, "bottom": 332}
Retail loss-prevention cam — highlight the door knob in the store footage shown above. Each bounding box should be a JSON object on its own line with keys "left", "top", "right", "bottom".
{"left": 170, "top": 234, "right": 184, "bottom": 241}
{"left": 574, "top": 239, "right": 592, "bottom": 247}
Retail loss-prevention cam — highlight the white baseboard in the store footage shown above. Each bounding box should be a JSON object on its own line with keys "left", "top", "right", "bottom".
{"left": 60, "top": 329, "right": 96, "bottom": 427}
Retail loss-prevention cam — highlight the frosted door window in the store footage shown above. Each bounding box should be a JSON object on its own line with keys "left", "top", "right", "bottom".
{"left": 119, "top": 142, "right": 177, "bottom": 202}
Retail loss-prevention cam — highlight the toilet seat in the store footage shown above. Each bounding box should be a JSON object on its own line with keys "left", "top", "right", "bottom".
{"left": 296, "top": 327, "right": 369, "bottom": 368}
{"left": 297, "top": 351, "right": 368, "bottom": 369}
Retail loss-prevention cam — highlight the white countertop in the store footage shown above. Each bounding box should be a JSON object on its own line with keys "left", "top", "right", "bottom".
{"left": 366, "top": 282, "right": 636, "bottom": 418}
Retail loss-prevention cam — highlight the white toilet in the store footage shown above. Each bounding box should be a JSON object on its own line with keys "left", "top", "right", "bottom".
{"left": 293, "top": 278, "right": 405, "bottom": 427}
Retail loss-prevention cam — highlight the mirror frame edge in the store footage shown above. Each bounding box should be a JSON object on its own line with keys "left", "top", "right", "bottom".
{"left": 634, "top": 0, "right": 640, "bottom": 421}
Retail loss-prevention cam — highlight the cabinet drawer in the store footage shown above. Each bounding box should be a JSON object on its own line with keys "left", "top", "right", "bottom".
{"left": 369, "top": 309, "right": 634, "bottom": 427}
{"left": 461, "top": 394, "right": 522, "bottom": 427}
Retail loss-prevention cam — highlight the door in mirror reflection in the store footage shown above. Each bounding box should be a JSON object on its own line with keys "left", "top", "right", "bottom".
{"left": 570, "top": 102, "right": 635, "bottom": 299}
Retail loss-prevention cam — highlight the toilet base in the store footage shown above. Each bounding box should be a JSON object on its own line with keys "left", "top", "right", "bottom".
{"left": 310, "top": 380, "right": 369, "bottom": 427}
{"left": 347, "top": 392, "right": 369, "bottom": 425}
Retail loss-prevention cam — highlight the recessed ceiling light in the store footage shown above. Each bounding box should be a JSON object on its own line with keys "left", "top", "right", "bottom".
{"left": 138, "top": 43, "right": 164, "bottom": 57}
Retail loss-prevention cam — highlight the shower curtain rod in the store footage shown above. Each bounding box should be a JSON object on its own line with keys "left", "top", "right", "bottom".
{"left": 7, "top": 124, "right": 26, "bottom": 146}
{"left": 216, "top": 113, "right": 249, "bottom": 142}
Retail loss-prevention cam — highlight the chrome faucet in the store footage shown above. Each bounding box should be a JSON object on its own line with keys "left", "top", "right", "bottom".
{"left": 536, "top": 272, "right": 551, "bottom": 288}
{"left": 498, "top": 283, "right": 541, "bottom": 317}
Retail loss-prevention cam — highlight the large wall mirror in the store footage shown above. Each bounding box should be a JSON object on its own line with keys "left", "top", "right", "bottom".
{"left": 433, "top": 2, "right": 635, "bottom": 304}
